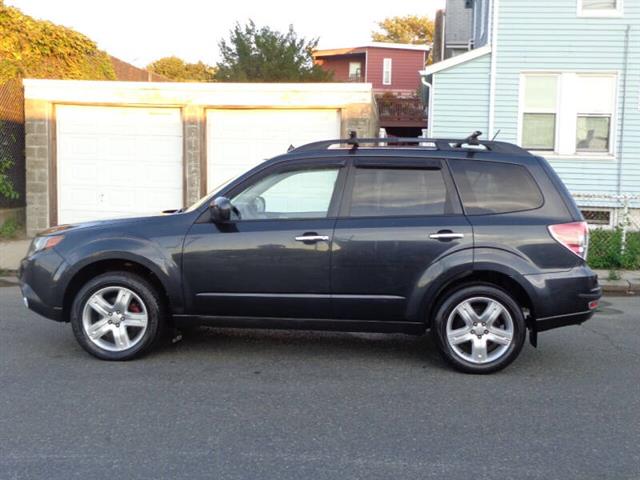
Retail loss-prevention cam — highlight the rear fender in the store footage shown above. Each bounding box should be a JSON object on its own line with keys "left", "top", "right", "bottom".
{"left": 406, "top": 247, "right": 542, "bottom": 325}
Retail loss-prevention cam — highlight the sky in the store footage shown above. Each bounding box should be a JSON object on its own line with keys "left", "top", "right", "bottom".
{"left": 6, "top": 0, "right": 445, "bottom": 68}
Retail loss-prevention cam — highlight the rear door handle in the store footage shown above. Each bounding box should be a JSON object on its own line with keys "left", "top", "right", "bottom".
{"left": 295, "top": 234, "right": 330, "bottom": 242}
{"left": 429, "top": 232, "right": 465, "bottom": 240}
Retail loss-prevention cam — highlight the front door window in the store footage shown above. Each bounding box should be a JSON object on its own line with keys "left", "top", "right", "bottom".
{"left": 232, "top": 168, "right": 340, "bottom": 220}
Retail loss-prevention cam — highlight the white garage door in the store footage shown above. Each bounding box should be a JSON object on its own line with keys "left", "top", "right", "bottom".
{"left": 56, "top": 105, "right": 183, "bottom": 224}
{"left": 206, "top": 109, "right": 341, "bottom": 191}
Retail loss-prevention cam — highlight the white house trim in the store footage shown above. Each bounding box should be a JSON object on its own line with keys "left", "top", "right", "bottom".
{"left": 364, "top": 42, "right": 431, "bottom": 51}
{"left": 488, "top": 0, "right": 500, "bottom": 137}
{"left": 22, "top": 79, "right": 374, "bottom": 107}
{"left": 419, "top": 46, "right": 491, "bottom": 76}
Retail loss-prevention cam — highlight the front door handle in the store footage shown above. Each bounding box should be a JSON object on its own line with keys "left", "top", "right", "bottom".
{"left": 429, "top": 232, "right": 465, "bottom": 240}
{"left": 295, "top": 234, "right": 330, "bottom": 242}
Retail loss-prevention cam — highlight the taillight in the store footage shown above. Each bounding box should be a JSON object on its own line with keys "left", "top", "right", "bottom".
{"left": 548, "top": 221, "right": 589, "bottom": 260}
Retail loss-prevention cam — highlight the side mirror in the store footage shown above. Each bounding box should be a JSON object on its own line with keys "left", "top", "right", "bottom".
{"left": 210, "top": 196, "right": 233, "bottom": 223}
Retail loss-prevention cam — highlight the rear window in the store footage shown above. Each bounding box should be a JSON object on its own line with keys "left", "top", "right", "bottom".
{"left": 348, "top": 168, "right": 449, "bottom": 217}
{"left": 449, "top": 160, "right": 543, "bottom": 215}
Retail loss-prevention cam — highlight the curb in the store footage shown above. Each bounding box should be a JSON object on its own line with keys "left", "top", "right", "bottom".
{"left": 0, "top": 275, "right": 19, "bottom": 287}
{"left": 600, "top": 282, "right": 637, "bottom": 295}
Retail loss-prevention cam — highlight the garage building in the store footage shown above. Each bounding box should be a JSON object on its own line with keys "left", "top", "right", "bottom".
{"left": 23, "top": 80, "right": 377, "bottom": 236}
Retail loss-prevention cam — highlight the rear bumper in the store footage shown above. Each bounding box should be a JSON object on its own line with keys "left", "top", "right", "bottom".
{"left": 525, "top": 265, "right": 601, "bottom": 332}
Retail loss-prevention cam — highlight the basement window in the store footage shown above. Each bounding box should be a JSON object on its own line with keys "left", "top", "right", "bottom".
{"left": 581, "top": 209, "right": 612, "bottom": 227}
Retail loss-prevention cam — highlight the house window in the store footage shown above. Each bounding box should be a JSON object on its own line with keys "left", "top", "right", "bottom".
{"left": 349, "top": 62, "right": 362, "bottom": 81}
{"left": 575, "top": 75, "right": 616, "bottom": 152}
{"left": 520, "top": 72, "right": 617, "bottom": 156}
{"left": 522, "top": 75, "right": 558, "bottom": 151}
{"left": 382, "top": 58, "right": 392, "bottom": 85}
{"left": 578, "top": 0, "right": 622, "bottom": 17}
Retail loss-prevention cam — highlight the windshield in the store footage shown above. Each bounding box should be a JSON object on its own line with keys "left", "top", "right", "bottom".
{"left": 184, "top": 174, "right": 241, "bottom": 213}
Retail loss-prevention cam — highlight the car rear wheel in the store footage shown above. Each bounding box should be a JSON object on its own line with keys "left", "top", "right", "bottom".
{"left": 432, "top": 284, "right": 526, "bottom": 374}
{"left": 70, "top": 272, "right": 164, "bottom": 360}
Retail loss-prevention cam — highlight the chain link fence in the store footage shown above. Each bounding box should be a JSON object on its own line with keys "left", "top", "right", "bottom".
{"left": 0, "top": 78, "right": 25, "bottom": 210}
{"left": 573, "top": 193, "right": 640, "bottom": 270}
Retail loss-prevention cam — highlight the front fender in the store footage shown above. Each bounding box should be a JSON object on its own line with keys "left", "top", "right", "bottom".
{"left": 55, "top": 235, "right": 184, "bottom": 313}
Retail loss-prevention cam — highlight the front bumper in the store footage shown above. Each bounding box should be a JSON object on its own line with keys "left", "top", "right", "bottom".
{"left": 18, "top": 248, "right": 67, "bottom": 322}
{"left": 525, "top": 265, "right": 601, "bottom": 332}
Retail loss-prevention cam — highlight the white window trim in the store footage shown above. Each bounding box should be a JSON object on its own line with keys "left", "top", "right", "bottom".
{"left": 519, "top": 73, "right": 560, "bottom": 152}
{"left": 577, "top": 0, "right": 623, "bottom": 18}
{"left": 382, "top": 58, "right": 392, "bottom": 86}
{"left": 517, "top": 71, "right": 619, "bottom": 160}
{"left": 349, "top": 61, "right": 362, "bottom": 79}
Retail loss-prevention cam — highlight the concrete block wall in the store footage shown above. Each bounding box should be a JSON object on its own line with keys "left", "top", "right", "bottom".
{"left": 24, "top": 99, "right": 52, "bottom": 236}
{"left": 182, "top": 106, "right": 205, "bottom": 208}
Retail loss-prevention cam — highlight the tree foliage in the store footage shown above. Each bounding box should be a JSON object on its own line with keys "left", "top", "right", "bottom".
{"left": 147, "top": 56, "right": 216, "bottom": 82}
{"left": 0, "top": 2, "right": 115, "bottom": 83}
{"left": 215, "top": 21, "right": 332, "bottom": 82}
{"left": 371, "top": 15, "right": 435, "bottom": 45}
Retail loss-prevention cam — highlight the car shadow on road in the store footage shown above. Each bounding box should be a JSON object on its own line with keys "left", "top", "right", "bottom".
{"left": 152, "top": 326, "right": 448, "bottom": 370}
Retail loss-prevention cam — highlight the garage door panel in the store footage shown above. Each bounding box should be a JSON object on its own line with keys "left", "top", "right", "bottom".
{"left": 206, "top": 109, "right": 340, "bottom": 191}
{"left": 57, "top": 105, "right": 183, "bottom": 224}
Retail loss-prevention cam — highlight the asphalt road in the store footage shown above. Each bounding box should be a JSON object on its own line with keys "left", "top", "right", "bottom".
{"left": 0, "top": 284, "right": 639, "bottom": 480}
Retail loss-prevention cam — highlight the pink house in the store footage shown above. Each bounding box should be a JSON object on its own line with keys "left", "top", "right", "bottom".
{"left": 313, "top": 42, "right": 430, "bottom": 96}
{"left": 314, "top": 43, "right": 431, "bottom": 135}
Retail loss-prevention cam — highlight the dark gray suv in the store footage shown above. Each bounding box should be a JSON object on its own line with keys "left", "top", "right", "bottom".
{"left": 19, "top": 135, "right": 601, "bottom": 373}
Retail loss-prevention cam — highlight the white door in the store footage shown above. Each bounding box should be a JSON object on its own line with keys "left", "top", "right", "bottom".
{"left": 206, "top": 109, "right": 341, "bottom": 191}
{"left": 56, "top": 105, "right": 183, "bottom": 224}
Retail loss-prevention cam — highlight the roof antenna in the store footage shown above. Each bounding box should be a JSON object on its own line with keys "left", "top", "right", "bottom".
{"left": 491, "top": 129, "right": 501, "bottom": 141}
{"left": 287, "top": 144, "right": 295, "bottom": 152}
{"left": 347, "top": 130, "right": 359, "bottom": 154}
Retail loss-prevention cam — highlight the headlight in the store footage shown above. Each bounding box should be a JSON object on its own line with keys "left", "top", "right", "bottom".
{"left": 30, "top": 235, "right": 65, "bottom": 254}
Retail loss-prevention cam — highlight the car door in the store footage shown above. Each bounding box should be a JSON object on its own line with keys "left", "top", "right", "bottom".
{"left": 331, "top": 156, "right": 473, "bottom": 321}
{"left": 182, "top": 158, "right": 346, "bottom": 319}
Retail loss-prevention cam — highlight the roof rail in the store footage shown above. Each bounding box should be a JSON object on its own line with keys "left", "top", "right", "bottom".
{"left": 290, "top": 131, "right": 531, "bottom": 156}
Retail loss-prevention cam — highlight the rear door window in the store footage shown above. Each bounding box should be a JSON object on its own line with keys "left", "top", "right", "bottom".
{"left": 347, "top": 167, "right": 450, "bottom": 217}
{"left": 449, "top": 160, "right": 543, "bottom": 215}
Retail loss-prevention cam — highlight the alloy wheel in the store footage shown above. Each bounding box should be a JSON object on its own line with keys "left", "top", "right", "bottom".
{"left": 81, "top": 286, "right": 148, "bottom": 352}
{"left": 445, "top": 296, "right": 515, "bottom": 364}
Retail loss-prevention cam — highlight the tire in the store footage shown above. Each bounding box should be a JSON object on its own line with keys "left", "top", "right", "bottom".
{"left": 70, "top": 272, "right": 165, "bottom": 361}
{"left": 432, "top": 284, "right": 526, "bottom": 374}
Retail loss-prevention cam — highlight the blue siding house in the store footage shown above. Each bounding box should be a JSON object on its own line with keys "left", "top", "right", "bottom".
{"left": 421, "top": 0, "right": 640, "bottom": 225}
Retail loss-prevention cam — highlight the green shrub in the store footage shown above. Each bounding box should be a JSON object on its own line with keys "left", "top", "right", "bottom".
{"left": 0, "top": 3, "right": 115, "bottom": 83}
{"left": 0, "top": 217, "right": 19, "bottom": 239}
{"left": 587, "top": 228, "right": 640, "bottom": 270}
{"left": 621, "top": 231, "right": 640, "bottom": 270}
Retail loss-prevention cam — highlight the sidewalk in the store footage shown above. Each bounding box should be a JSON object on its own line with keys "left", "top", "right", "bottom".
{"left": 0, "top": 239, "right": 29, "bottom": 271}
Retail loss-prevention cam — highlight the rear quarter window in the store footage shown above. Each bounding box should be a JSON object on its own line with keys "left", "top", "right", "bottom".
{"left": 449, "top": 160, "right": 543, "bottom": 215}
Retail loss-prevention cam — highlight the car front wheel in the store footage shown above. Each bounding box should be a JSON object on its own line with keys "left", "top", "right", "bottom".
{"left": 432, "top": 284, "right": 526, "bottom": 374}
{"left": 70, "top": 272, "right": 164, "bottom": 360}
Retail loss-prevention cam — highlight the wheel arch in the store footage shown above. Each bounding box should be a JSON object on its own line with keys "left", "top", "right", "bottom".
{"left": 406, "top": 249, "right": 539, "bottom": 328}
{"left": 423, "top": 270, "right": 536, "bottom": 329}
{"left": 61, "top": 257, "right": 174, "bottom": 322}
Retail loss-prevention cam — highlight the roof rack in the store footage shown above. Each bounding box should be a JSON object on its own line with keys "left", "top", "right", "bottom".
{"left": 291, "top": 131, "right": 531, "bottom": 156}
